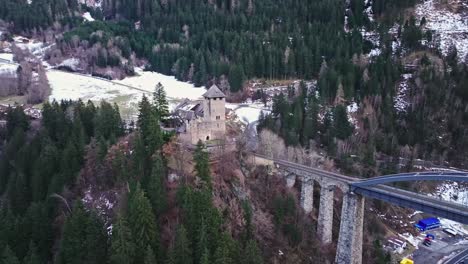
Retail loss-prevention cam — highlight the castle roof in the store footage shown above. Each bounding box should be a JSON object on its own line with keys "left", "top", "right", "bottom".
{"left": 203, "top": 84, "right": 225, "bottom": 98}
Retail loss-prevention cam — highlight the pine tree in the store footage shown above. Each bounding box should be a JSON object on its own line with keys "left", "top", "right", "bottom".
{"left": 22, "top": 203, "right": 53, "bottom": 262}
{"left": 193, "top": 141, "right": 211, "bottom": 189}
{"left": 138, "top": 95, "right": 163, "bottom": 155}
{"left": 303, "top": 97, "right": 319, "bottom": 145}
{"left": 333, "top": 105, "right": 353, "bottom": 140}
{"left": 213, "top": 234, "right": 236, "bottom": 264}
{"left": 57, "top": 202, "right": 107, "bottom": 264}
{"left": 195, "top": 219, "right": 208, "bottom": 264}
{"left": 153, "top": 82, "right": 170, "bottom": 119}
{"left": 144, "top": 245, "right": 157, "bottom": 264}
{"left": 109, "top": 215, "right": 136, "bottom": 264}
{"left": 146, "top": 153, "right": 167, "bottom": 216}
{"left": 173, "top": 225, "right": 192, "bottom": 264}
{"left": 228, "top": 65, "right": 245, "bottom": 93}
{"left": 6, "top": 106, "right": 29, "bottom": 140}
{"left": 22, "top": 242, "right": 40, "bottom": 264}
{"left": 200, "top": 247, "right": 210, "bottom": 264}
{"left": 127, "top": 183, "right": 158, "bottom": 263}
{"left": 242, "top": 240, "right": 263, "bottom": 264}
{"left": 1, "top": 245, "right": 20, "bottom": 264}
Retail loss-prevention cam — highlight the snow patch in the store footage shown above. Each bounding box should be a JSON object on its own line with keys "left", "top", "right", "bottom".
{"left": 398, "top": 233, "right": 421, "bottom": 248}
{"left": 82, "top": 12, "right": 95, "bottom": 22}
{"left": 415, "top": 0, "right": 468, "bottom": 61}
{"left": 234, "top": 106, "right": 270, "bottom": 124}
{"left": 58, "top": 58, "right": 81, "bottom": 71}
{"left": 347, "top": 102, "right": 359, "bottom": 113}
{"left": 394, "top": 73, "right": 412, "bottom": 113}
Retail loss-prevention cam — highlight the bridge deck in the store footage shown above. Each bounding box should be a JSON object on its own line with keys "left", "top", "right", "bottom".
{"left": 252, "top": 153, "right": 468, "bottom": 224}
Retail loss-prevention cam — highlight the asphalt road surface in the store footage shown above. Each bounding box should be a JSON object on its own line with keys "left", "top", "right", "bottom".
{"left": 446, "top": 248, "right": 468, "bottom": 264}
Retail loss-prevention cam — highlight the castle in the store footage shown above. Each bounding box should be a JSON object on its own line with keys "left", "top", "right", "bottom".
{"left": 174, "top": 84, "right": 226, "bottom": 144}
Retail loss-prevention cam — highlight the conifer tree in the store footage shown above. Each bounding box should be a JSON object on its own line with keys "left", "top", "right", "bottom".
{"left": 242, "top": 240, "right": 263, "bottom": 264}
{"left": 213, "top": 234, "right": 236, "bottom": 264}
{"left": 195, "top": 219, "right": 208, "bottom": 264}
{"left": 109, "top": 215, "right": 136, "bottom": 264}
{"left": 127, "top": 183, "right": 158, "bottom": 263}
{"left": 1, "top": 245, "right": 20, "bottom": 264}
{"left": 193, "top": 141, "right": 211, "bottom": 189}
{"left": 138, "top": 95, "right": 163, "bottom": 154}
{"left": 200, "top": 248, "right": 210, "bottom": 264}
{"left": 228, "top": 65, "right": 245, "bottom": 92}
{"left": 153, "top": 82, "right": 170, "bottom": 119}
{"left": 333, "top": 105, "right": 353, "bottom": 140}
{"left": 173, "top": 225, "right": 192, "bottom": 264}
{"left": 146, "top": 153, "right": 167, "bottom": 216}
{"left": 22, "top": 241, "right": 40, "bottom": 264}
{"left": 144, "top": 246, "right": 157, "bottom": 264}
{"left": 57, "top": 202, "right": 107, "bottom": 264}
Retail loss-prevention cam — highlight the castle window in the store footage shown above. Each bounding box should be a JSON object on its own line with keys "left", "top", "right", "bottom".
{"left": 216, "top": 116, "right": 220, "bottom": 120}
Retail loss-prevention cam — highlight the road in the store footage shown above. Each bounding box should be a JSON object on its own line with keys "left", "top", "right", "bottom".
{"left": 446, "top": 248, "right": 468, "bottom": 264}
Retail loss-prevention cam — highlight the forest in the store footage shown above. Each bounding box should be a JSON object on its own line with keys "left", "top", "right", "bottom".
{"left": 0, "top": 89, "right": 272, "bottom": 263}
{"left": 0, "top": 0, "right": 467, "bottom": 263}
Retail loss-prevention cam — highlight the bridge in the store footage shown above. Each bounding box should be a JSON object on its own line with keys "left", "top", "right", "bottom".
{"left": 251, "top": 154, "right": 468, "bottom": 264}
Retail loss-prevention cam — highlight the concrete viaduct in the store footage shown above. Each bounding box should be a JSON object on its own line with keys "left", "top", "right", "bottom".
{"left": 251, "top": 154, "right": 468, "bottom": 264}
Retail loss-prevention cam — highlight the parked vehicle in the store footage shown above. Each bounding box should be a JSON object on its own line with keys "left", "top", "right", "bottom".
{"left": 443, "top": 228, "right": 457, "bottom": 236}
{"left": 415, "top": 217, "right": 440, "bottom": 231}
{"left": 423, "top": 237, "right": 432, "bottom": 245}
{"left": 400, "top": 258, "right": 414, "bottom": 264}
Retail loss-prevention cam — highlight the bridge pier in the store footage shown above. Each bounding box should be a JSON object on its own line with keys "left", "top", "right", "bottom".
{"left": 300, "top": 179, "right": 314, "bottom": 214}
{"left": 317, "top": 184, "right": 335, "bottom": 244}
{"left": 335, "top": 192, "right": 365, "bottom": 264}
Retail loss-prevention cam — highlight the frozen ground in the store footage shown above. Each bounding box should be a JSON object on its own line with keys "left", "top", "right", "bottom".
{"left": 415, "top": 0, "right": 468, "bottom": 61}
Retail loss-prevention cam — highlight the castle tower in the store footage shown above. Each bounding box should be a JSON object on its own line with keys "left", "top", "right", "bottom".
{"left": 202, "top": 84, "right": 226, "bottom": 141}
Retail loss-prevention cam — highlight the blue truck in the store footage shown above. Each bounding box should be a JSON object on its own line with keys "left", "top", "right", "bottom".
{"left": 415, "top": 217, "right": 440, "bottom": 231}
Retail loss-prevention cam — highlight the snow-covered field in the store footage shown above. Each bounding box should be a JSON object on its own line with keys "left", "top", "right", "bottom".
{"left": 46, "top": 69, "right": 210, "bottom": 120}
{"left": 47, "top": 70, "right": 144, "bottom": 118}
{"left": 116, "top": 68, "right": 206, "bottom": 100}
{"left": 0, "top": 63, "right": 18, "bottom": 75}
{"left": 415, "top": 0, "right": 468, "bottom": 61}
